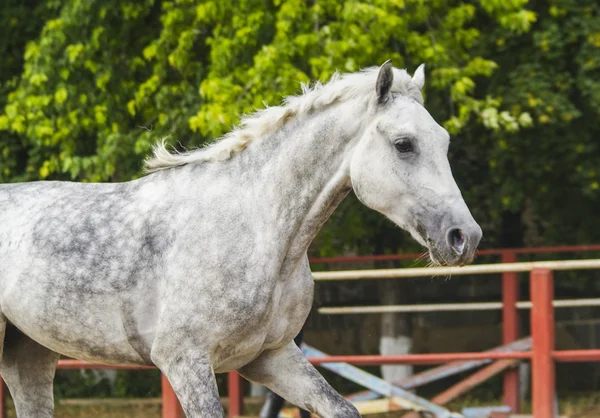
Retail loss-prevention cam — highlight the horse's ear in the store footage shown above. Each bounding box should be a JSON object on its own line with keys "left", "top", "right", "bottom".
{"left": 412, "top": 63, "right": 425, "bottom": 90}
{"left": 376, "top": 59, "right": 394, "bottom": 104}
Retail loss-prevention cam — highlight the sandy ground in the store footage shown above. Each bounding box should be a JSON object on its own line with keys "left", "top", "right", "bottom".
{"left": 3, "top": 394, "right": 600, "bottom": 418}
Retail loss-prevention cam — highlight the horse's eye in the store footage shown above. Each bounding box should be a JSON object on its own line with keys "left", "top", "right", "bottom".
{"left": 395, "top": 140, "right": 414, "bottom": 153}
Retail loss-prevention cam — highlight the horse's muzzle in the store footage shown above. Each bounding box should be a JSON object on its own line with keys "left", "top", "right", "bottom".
{"left": 428, "top": 221, "right": 482, "bottom": 266}
{"left": 444, "top": 223, "right": 482, "bottom": 265}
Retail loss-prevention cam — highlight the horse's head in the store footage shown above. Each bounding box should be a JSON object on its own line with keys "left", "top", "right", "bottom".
{"left": 350, "top": 60, "right": 482, "bottom": 266}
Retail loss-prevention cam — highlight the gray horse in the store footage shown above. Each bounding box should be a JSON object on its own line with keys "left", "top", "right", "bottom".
{"left": 0, "top": 61, "right": 481, "bottom": 417}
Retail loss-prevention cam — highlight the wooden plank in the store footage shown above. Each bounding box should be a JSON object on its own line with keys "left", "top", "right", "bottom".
{"left": 302, "top": 345, "right": 455, "bottom": 418}
{"left": 58, "top": 398, "right": 162, "bottom": 406}
{"left": 503, "top": 415, "right": 569, "bottom": 418}
{"left": 346, "top": 337, "right": 531, "bottom": 403}
{"left": 352, "top": 398, "right": 402, "bottom": 415}
{"left": 431, "top": 359, "right": 519, "bottom": 405}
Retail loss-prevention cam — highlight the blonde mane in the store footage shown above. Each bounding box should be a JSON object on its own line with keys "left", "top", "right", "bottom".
{"left": 145, "top": 66, "right": 423, "bottom": 172}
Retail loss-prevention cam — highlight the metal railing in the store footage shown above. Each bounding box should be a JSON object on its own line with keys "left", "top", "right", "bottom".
{"left": 299, "top": 261, "right": 600, "bottom": 418}
{"left": 306, "top": 245, "right": 600, "bottom": 417}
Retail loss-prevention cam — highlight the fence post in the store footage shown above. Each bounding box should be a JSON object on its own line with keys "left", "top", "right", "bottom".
{"left": 228, "top": 371, "right": 244, "bottom": 418}
{"left": 0, "top": 377, "right": 5, "bottom": 418}
{"left": 530, "top": 268, "right": 556, "bottom": 418}
{"left": 501, "top": 251, "right": 520, "bottom": 413}
{"left": 161, "top": 374, "right": 184, "bottom": 418}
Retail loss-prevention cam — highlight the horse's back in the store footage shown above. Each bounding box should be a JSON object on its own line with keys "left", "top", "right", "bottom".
{"left": 0, "top": 178, "right": 172, "bottom": 288}
{"left": 0, "top": 180, "right": 134, "bottom": 261}
{"left": 0, "top": 179, "right": 128, "bottom": 223}
{"left": 0, "top": 179, "right": 166, "bottom": 364}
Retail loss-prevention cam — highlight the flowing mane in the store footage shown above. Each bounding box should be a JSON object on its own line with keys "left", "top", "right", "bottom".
{"left": 145, "top": 66, "right": 423, "bottom": 172}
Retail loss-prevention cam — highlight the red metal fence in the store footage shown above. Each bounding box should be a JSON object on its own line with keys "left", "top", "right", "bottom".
{"left": 1, "top": 244, "right": 600, "bottom": 418}
{"left": 304, "top": 267, "right": 600, "bottom": 418}
{"left": 309, "top": 244, "right": 600, "bottom": 415}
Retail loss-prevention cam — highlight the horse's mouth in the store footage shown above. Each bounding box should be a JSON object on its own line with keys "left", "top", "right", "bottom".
{"left": 427, "top": 242, "right": 475, "bottom": 267}
{"left": 426, "top": 238, "right": 470, "bottom": 267}
{"left": 426, "top": 243, "right": 446, "bottom": 266}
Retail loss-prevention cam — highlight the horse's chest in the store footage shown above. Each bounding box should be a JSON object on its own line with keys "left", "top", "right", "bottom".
{"left": 211, "top": 265, "right": 313, "bottom": 372}
{"left": 267, "top": 264, "right": 314, "bottom": 335}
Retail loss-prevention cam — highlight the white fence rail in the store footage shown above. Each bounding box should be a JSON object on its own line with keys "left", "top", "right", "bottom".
{"left": 312, "top": 258, "right": 600, "bottom": 281}
{"left": 313, "top": 258, "right": 600, "bottom": 315}
{"left": 319, "top": 298, "right": 600, "bottom": 315}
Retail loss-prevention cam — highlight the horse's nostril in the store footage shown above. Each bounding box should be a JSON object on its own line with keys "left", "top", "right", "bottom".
{"left": 448, "top": 228, "right": 466, "bottom": 255}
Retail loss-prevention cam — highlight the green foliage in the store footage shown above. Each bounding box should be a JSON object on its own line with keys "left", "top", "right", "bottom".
{"left": 453, "top": 0, "right": 600, "bottom": 247}
{"left": 0, "top": 0, "right": 60, "bottom": 181}
{"left": 0, "top": 0, "right": 533, "bottom": 184}
{"left": 113, "top": 370, "right": 162, "bottom": 398}
{"left": 54, "top": 370, "right": 114, "bottom": 399}
{"left": 53, "top": 370, "right": 162, "bottom": 399}
{"left": 0, "top": 0, "right": 599, "bottom": 253}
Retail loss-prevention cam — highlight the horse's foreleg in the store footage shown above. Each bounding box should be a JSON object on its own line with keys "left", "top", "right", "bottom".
{"left": 0, "top": 325, "right": 60, "bottom": 418}
{"left": 152, "top": 346, "right": 224, "bottom": 417}
{"left": 240, "top": 342, "right": 360, "bottom": 418}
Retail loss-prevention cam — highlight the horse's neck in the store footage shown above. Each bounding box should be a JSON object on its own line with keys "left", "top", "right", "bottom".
{"left": 245, "top": 99, "right": 369, "bottom": 266}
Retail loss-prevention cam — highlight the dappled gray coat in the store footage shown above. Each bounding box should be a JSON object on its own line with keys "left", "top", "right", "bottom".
{"left": 0, "top": 61, "right": 480, "bottom": 417}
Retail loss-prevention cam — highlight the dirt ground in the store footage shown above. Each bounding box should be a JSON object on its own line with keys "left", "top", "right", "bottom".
{"left": 4, "top": 394, "right": 600, "bottom": 417}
